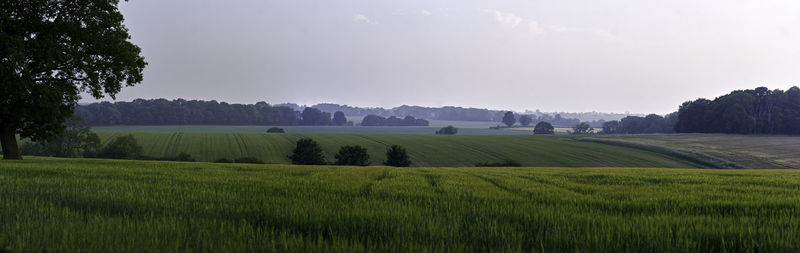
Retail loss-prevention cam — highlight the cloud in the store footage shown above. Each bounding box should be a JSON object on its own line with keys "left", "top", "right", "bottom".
{"left": 528, "top": 21, "right": 544, "bottom": 34}
{"left": 420, "top": 9, "right": 432, "bottom": 16}
{"left": 353, "top": 14, "right": 376, "bottom": 24}
{"left": 480, "top": 9, "right": 523, "bottom": 28}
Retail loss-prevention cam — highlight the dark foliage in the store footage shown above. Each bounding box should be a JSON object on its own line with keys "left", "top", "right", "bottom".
{"left": 571, "top": 122, "right": 595, "bottom": 135}
{"left": 300, "top": 108, "right": 332, "bottom": 126}
{"left": 289, "top": 138, "right": 327, "bottom": 165}
{"left": 76, "top": 99, "right": 300, "bottom": 126}
{"left": 214, "top": 158, "right": 234, "bottom": 163}
{"left": 435, "top": 126, "right": 458, "bottom": 135}
{"left": 97, "top": 135, "right": 143, "bottom": 159}
{"left": 360, "top": 115, "right": 430, "bottom": 126}
{"left": 332, "top": 111, "right": 348, "bottom": 126}
{"left": 533, "top": 122, "right": 555, "bottom": 134}
{"left": 675, "top": 86, "right": 800, "bottom": 134}
{"left": 334, "top": 145, "right": 371, "bottom": 166}
{"left": 233, "top": 157, "right": 264, "bottom": 164}
{"left": 475, "top": 160, "right": 521, "bottom": 167}
{"left": 266, "top": 127, "right": 285, "bottom": 133}
{"left": 18, "top": 117, "right": 101, "bottom": 158}
{"left": 602, "top": 114, "right": 677, "bottom": 134}
{"left": 384, "top": 145, "right": 411, "bottom": 167}
{"left": 502, "top": 112, "right": 516, "bottom": 127}
{"left": 0, "top": 0, "right": 146, "bottom": 159}
{"left": 519, "top": 115, "right": 533, "bottom": 127}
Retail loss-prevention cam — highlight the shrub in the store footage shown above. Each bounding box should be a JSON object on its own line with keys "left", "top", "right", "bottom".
{"left": 335, "top": 145, "right": 370, "bottom": 166}
{"left": 215, "top": 158, "right": 233, "bottom": 163}
{"left": 475, "top": 159, "right": 521, "bottom": 167}
{"left": 289, "top": 138, "right": 327, "bottom": 165}
{"left": 435, "top": 125, "right": 458, "bottom": 135}
{"left": 266, "top": 127, "right": 285, "bottom": 133}
{"left": 384, "top": 145, "right": 411, "bottom": 167}
{"left": 533, "top": 122, "right": 555, "bottom": 134}
{"left": 19, "top": 142, "right": 48, "bottom": 156}
{"left": 234, "top": 157, "right": 264, "bottom": 164}
{"left": 572, "top": 122, "right": 595, "bottom": 135}
{"left": 98, "top": 135, "right": 143, "bottom": 159}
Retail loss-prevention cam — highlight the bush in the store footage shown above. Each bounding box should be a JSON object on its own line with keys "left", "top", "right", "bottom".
{"left": 215, "top": 158, "right": 233, "bottom": 163}
{"left": 266, "top": 127, "right": 285, "bottom": 133}
{"left": 533, "top": 122, "right": 555, "bottom": 134}
{"left": 98, "top": 135, "right": 143, "bottom": 159}
{"left": 19, "top": 142, "right": 48, "bottom": 156}
{"left": 475, "top": 159, "right": 521, "bottom": 167}
{"left": 335, "top": 145, "right": 370, "bottom": 166}
{"left": 233, "top": 157, "right": 264, "bottom": 164}
{"left": 384, "top": 145, "right": 411, "bottom": 167}
{"left": 435, "top": 125, "right": 458, "bottom": 135}
{"left": 571, "top": 122, "right": 595, "bottom": 135}
{"left": 289, "top": 138, "right": 327, "bottom": 165}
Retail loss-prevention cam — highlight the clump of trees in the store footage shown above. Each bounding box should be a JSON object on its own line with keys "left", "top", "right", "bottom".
{"left": 98, "top": 135, "right": 144, "bottom": 159}
{"left": 475, "top": 160, "right": 521, "bottom": 167}
{"left": 675, "top": 86, "right": 800, "bottom": 134}
{"left": 502, "top": 112, "right": 516, "bottom": 127}
{"left": 519, "top": 115, "right": 533, "bottom": 127}
{"left": 360, "top": 115, "right": 429, "bottom": 126}
{"left": 335, "top": 145, "right": 370, "bottom": 166}
{"left": 384, "top": 145, "right": 411, "bottom": 167}
{"left": 571, "top": 122, "right": 595, "bottom": 135}
{"left": 436, "top": 126, "right": 458, "bottom": 135}
{"left": 602, "top": 114, "right": 677, "bottom": 134}
{"left": 533, "top": 122, "right": 555, "bottom": 134}
{"left": 18, "top": 117, "right": 101, "bottom": 158}
{"left": 214, "top": 157, "right": 264, "bottom": 164}
{"left": 289, "top": 138, "right": 327, "bottom": 165}
{"left": 266, "top": 127, "right": 285, "bottom": 133}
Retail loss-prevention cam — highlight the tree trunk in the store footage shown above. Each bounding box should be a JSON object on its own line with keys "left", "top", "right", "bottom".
{"left": 1, "top": 123, "right": 22, "bottom": 160}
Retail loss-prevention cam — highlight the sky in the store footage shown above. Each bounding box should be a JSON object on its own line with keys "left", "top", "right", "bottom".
{"left": 82, "top": 0, "right": 800, "bottom": 114}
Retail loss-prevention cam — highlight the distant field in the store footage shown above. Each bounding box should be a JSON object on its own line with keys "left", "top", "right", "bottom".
{"left": 93, "top": 132, "right": 695, "bottom": 167}
{"left": 593, "top": 134, "right": 800, "bottom": 169}
{"left": 2, "top": 158, "right": 800, "bottom": 252}
{"left": 90, "top": 123, "right": 574, "bottom": 135}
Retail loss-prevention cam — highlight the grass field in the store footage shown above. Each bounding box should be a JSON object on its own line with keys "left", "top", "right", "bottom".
{"left": 90, "top": 123, "right": 575, "bottom": 135}
{"left": 92, "top": 132, "right": 696, "bottom": 167}
{"left": 592, "top": 134, "right": 800, "bottom": 169}
{"left": 2, "top": 157, "right": 799, "bottom": 252}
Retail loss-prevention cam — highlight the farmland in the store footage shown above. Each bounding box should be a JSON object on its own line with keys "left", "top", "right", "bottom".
{"left": 91, "top": 124, "right": 576, "bottom": 135}
{"left": 2, "top": 157, "right": 800, "bottom": 252}
{"left": 92, "top": 132, "right": 696, "bottom": 167}
{"left": 591, "top": 134, "right": 800, "bottom": 169}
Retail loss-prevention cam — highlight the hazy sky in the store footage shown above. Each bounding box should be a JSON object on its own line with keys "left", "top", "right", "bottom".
{"left": 83, "top": 0, "right": 800, "bottom": 114}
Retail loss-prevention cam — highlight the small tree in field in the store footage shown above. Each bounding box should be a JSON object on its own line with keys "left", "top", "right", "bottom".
{"left": 533, "top": 121, "right": 555, "bottom": 134}
{"left": 502, "top": 111, "right": 516, "bottom": 127}
{"left": 335, "top": 145, "right": 370, "bottom": 166}
{"left": 98, "top": 135, "right": 143, "bottom": 159}
{"left": 435, "top": 125, "right": 458, "bottom": 135}
{"left": 289, "top": 138, "right": 327, "bottom": 165}
{"left": 572, "top": 122, "right": 595, "bottom": 135}
{"left": 519, "top": 115, "right": 533, "bottom": 127}
{"left": 384, "top": 145, "right": 411, "bottom": 167}
{"left": 332, "top": 111, "right": 348, "bottom": 126}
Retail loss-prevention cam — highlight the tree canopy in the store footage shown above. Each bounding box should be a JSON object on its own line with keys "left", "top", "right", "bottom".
{"left": 674, "top": 87, "right": 800, "bottom": 135}
{"left": 502, "top": 112, "right": 516, "bottom": 127}
{"left": 1, "top": 0, "right": 146, "bottom": 159}
{"left": 533, "top": 122, "right": 555, "bottom": 134}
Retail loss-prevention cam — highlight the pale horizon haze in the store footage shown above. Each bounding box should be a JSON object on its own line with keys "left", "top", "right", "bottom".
{"left": 80, "top": 0, "right": 800, "bottom": 114}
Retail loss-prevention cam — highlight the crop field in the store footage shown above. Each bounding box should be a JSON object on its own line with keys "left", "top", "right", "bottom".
{"left": 93, "top": 132, "right": 696, "bottom": 167}
{"left": 1, "top": 158, "right": 799, "bottom": 252}
{"left": 592, "top": 134, "right": 800, "bottom": 169}
{"left": 90, "top": 123, "right": 575, "bottom": 135}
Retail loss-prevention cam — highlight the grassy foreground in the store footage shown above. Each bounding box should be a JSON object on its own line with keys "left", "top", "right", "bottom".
{"left": 2, "top": 158, "right": 800, "bottom": 252}
{"left": 93, "top": 132, "right": 695, "bottom": 167}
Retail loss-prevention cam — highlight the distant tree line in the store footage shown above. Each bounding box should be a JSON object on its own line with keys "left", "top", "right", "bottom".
{"left": 75, "top": 99, "right": 363, "bottom": 126}
{"left": 360, "top": 115, "right": 429, "bottom": 126}
{"left": 601, "top": 114, "right": 677, "bottom": 134}
{"left": 675, "top": 86, "right": 800, "bottom": 134}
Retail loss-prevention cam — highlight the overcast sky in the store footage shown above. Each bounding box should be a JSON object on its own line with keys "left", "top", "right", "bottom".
{"left": 83, "top": 0, "right": 800, "bottom": 114}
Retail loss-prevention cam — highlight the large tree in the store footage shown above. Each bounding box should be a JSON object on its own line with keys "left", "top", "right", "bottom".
{"left": 1, "top": 0, "right": 146, "bottom": 159}
{"left": 502, "top": 111, "right": 516, "bottom": 127}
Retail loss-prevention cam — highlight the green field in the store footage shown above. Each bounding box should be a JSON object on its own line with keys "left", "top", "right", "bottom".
{"left": 90, "top": 123, "right": 576, "bottom": 135}
{"left": 92, "top": 132, "right": 696, "bottom": 167}
{"left": 592, "top": 134, "right": 800, "bottom": 169}
{"left": 2, "top": 157, "right": 799, "bottom": 252}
